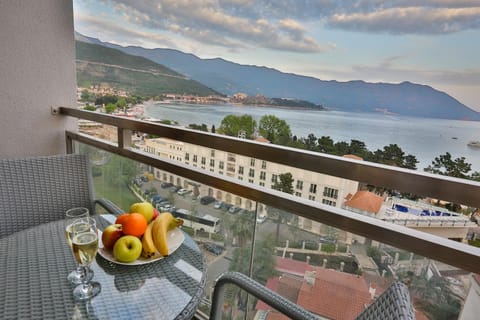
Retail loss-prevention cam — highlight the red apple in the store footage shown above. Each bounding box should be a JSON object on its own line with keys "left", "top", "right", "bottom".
{"left": 152, "top": 209, "right": 160, "bottom": 221}
{"left": 101, "top": 224, "right": 123, "bottom": 250}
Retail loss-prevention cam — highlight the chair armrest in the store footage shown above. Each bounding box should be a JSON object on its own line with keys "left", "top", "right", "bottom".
{"left": 210, "top": 271, "right": 318, "bottom": 320}
{"left": 94, "top": 198, "right": 125, "bottom": 216}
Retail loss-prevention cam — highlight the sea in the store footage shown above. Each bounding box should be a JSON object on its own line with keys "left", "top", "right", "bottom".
{"left": 143, "top": 102, "right": 480, "bottom": 172}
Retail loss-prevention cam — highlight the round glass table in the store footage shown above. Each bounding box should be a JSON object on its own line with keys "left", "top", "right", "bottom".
{"left": 0, "top": 215, "right": 206, "bottom": 319}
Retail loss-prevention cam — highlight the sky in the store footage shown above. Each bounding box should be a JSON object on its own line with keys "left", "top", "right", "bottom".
{"left": 73, "top": 0, "right": 480, "bottom": 111}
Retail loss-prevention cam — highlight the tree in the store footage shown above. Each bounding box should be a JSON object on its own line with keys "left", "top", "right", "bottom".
{"left": 270, "top": 172, "right": 294, "bottom": 243}
{"left": 188, "top": 123, "right": 208, "bottom": 132}
{"left": 317, "top": 136, "right": 335, "bottom": 154}
{"left": 116, "top": 97, "right": 127, "bottom": 110}
{"left": 424, "top": 152, "right": 473, "bottom": 179}
{"left": 83, "top": 104, "right": 96, "bottom": 111}
{"left": 258, "top": 115, "right": 291, "bottom": 145}
{"left": 272, "top": 172, "right": 294, "bottom": 194}
{"left": 218, "top": 114, "right": 256, "bottom": 138}
{"left": 105, "top": 102, "right": 117, "bottom": 114}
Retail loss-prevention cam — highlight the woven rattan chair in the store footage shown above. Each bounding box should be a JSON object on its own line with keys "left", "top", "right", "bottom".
{"left": 0, "top": 153, "right": 123, "bottom": 238}
{"left": 210, "top": 272, "right": 415, "bottom": 320}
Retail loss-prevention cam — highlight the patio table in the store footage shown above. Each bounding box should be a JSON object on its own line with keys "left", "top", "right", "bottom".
{"left": 0, "top": 214, "right": 206, "bottom": 319}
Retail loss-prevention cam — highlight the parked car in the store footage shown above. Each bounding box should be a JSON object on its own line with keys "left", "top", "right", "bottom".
{"left": 169, "top": 185, "right": 181, "bottom": 193}
{"left": 140, "top": 175, "right": 149, "bottom": 182}
{"left": 161, "top": 182, "right": 173, "bottom": 189}
{"left": 213, "top": 201, "right": 224, "bottom": 209}
{"left": 177, "top": 188, "right": 191, "bottom": 196}
{"left": 221, "top": 202, "right": 233, "bottom": 211}
{"left": 228, "top": 206, "right": 241, "bottom": 214}
{"left": 319, "top": 236, "right": 336, "bottom": 244}
{"left": 151, "top": 195, "right": 164, "bottom": 202}
{"left": 204, "top": 243, "right": 224, "bottom": 256}
{"left": 157, "top": 203, "right": 176, "bottom": 212}
{"left": 256, "top": 214, "right": 267, "bottom": 224}
{"left": 200, "top": 196, "right": 216, "bottom": 205}
{"left": 133, "top": 178, "right": 143, "bottom": 187}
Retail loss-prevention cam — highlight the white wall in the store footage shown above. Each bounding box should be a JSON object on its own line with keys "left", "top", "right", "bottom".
{"left": 0, "top": 0, "right": 76, "bottom": 158}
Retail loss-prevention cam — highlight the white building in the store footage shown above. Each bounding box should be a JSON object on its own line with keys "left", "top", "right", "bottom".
{"left": 142, "top": 137, "right": 360, "bottom": 236}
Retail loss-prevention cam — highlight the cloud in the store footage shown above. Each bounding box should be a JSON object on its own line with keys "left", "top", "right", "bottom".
{"left": 327, "top": 6, "right": 480, "bottom": 34}
{"left": 84, "top": 0, "right": 330, "bottom": 53}
{"left": 74, "top": 15, "right": 178, "bottom": 49}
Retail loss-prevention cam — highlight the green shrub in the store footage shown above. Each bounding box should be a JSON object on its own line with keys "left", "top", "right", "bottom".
{"left": 321, "top": 243, "right": 336, "bottom": 253}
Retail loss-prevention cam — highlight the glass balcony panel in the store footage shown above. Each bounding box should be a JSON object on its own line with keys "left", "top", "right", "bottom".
{"left": 67, "top": 111, "right": 479, "bottom": 320}
{"left": 245, "top": 203, "right": 473, "bottom": 320}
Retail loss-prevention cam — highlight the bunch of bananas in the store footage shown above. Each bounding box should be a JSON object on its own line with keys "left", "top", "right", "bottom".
{"left": 141, "top": 212, "right": 183, "bottom": 258}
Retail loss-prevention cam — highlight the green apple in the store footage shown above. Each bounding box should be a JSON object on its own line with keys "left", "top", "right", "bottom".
{"left": 113, "top": 235, "right": 142, "bottom": 263}
{"left": 129, "top": 202, "right": 154, "bottom": 223}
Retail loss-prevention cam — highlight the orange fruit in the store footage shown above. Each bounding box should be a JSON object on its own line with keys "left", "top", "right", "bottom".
{"left": 122, "top": 213, "right": 148, "bottom": 237}
{"left": 115, "top": 213, "right": 130, "bottom": 225}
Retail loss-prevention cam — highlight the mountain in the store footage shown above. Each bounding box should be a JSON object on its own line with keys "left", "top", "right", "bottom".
{"left": 76, "top": 33, "right": 480, "bottom": 120}
{"left": 75, "top": 41, "right": 219, "bottom": 97}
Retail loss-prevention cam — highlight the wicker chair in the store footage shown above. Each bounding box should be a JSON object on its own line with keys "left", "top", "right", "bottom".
{"left": 210, "top": 272, "right": 415, "bottom": 320}
{"left": 0, "top": 154, "right": 123, "bottom": 238}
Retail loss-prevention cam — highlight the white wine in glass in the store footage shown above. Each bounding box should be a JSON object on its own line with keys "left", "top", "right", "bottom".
{"left": 65, "top": 207, "right": 91, "bottom": 285}
{"left": 72, "top": 217, "right": 101, "bottom": 300}
{"left": 72, "top": 231, "right": 98, "bottom": 265}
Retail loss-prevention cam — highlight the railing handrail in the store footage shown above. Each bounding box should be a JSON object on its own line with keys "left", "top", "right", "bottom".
{"left": 59, "top": 107, "right": 480, "bottom": 273}
{"left": 59, "top": 107, "right": 480, "bottom": 208}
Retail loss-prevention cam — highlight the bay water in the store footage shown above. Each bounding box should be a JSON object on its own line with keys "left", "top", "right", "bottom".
{"left": 144, "top": 102, "right": 480, "bottom": 172}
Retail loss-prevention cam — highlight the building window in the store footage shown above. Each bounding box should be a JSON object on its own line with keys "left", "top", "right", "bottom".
{"left": 259, "top": 182, "right": 265, "bottom": 187}
{"left": 238, "top": 176, "right": 243, "bottom": 180}
{"left": 211, "top": 149, "right": 215, "bottom": 157}
{"left": 185, "top": 153, "right": 190, "bottom": 161}
{"left": 296, "top": 180, "right": 303, "bottom": 190}
{"left": 219, "top": 171, "right": 223, "bottom": 175}
{"left": 309, "top": 184, "right": 317, "bottom": 193}
{"left": 210, "top": 159, "right": 215, "bottom": 167}
{"left": 250, "top": 158, "right": 255, "bottom": 167}
{"left": 219, "top": 161, "right": 224, "bottom": 170}
{"left": 322, "top": 199, "right": 336, "bottom": 206}
{"left": 271, "top": 174, "right": 278, "bottom": 183}
{"left": 201, "top": 157, "right": 206, "bottom": 165}
{"left": 295, "top": 192, "right": 302, "bottom": 197}
{"left": 249, "top": 168, "right": 255, "bottom": 178}
{"left": 248, "top": 179, "right": 254, "bottom": 183}
{"left": 238, "top": 166, "right": 244, "bottom": 175}
{"left": 323, "top": 187, "right": 338, "bottom": 199}
{"left": 260, "top": 171, "right": 266, "bottom": 180}
{"left": 193, "top": 155, "right": 197, "bottom": 163}
{"left": 308, "top": 195, "right": 316, "bottom": 201}
{"left": 261, "top": 161, "right": 267, "bottom": 169}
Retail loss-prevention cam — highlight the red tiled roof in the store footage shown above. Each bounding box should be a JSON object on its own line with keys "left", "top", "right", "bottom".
{"left": 343, "top": 154, "right": 363, "bottom": 160}
{"left": 265, "top": 311, "right": 290, "bottom": 320}
{"left": 275, "top": 257, "right": 313, "bottom": 276}
{"left": 298, "top": 269, "right": 372, "bottom": 320}
{"left": 344, "top": 190, "right": 383, "bottom": 214}
{"left": 255, "top": 136, "right": 270, "bottom": 143}
{"left": 256, "top": 274, "right": 303, "bottom": 311}
{"left": 256, "top": 278, "right": 279, "bottom": 311}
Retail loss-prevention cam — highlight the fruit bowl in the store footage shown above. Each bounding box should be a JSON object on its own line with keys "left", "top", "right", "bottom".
{"left": 97, "top": 229, "right": 185, "bottom": 265}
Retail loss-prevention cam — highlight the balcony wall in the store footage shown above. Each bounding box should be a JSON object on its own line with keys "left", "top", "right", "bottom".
{"left": 0, "top": 0, "right": 77, "bottom": 158}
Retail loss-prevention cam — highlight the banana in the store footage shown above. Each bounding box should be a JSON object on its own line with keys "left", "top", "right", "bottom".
{"left": 141, "top": 221, "right": 157, "bottom": 258}
{"left": 152, "top": 212, "right": 183, "bottom": 256}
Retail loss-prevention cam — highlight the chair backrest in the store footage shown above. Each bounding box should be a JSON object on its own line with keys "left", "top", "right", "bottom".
{"left": 355, "top": 281, "right": 415, "bottom": 320}
{"left": 0, "top": 154, "right": 94, "bottom": 238}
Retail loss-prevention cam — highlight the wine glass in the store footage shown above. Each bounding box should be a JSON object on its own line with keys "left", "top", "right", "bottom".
{"left": 71, "top": 217, "right": 101, "bottom": 300}
{"left": 65, "top": 207, "right": 92, "bottom": 285}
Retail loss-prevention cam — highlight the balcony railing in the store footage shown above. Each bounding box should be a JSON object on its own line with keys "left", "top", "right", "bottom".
{"left": 58, "top": 106, "right": 480, "bottom": 273}
{"left": 58, "top": 106, "right": 480, "bottom": 319}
